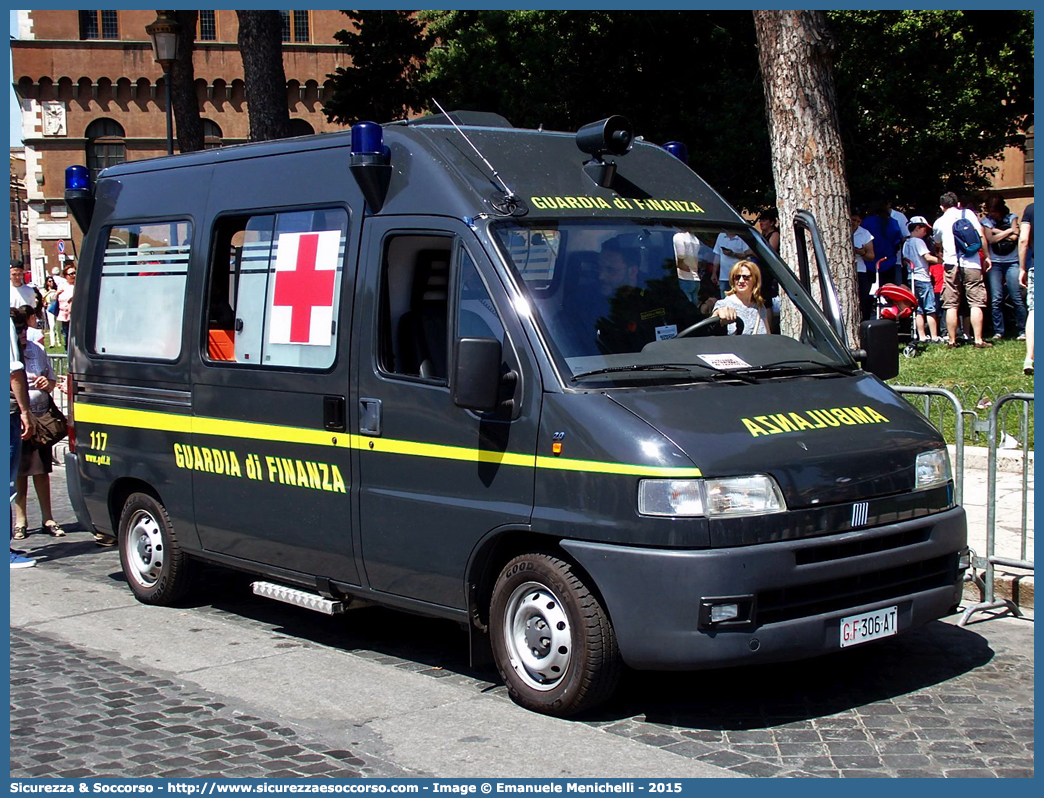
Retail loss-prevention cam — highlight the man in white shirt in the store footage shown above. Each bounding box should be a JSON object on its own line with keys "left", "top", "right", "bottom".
{"left": 10, "top": 261, "right": 37, "bottom": 310}
{"left": 712, "top": 231, "right": 753, "bottom": 299}
{"left": 933, "top": 192, "right": 992, "bottom": 348}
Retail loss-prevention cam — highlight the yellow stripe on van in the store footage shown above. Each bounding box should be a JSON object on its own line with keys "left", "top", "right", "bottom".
{"left": 73, "top": 402, "right": 701, "bottom": 478}
{"left": 536, "top": 456, "right": 702, "bottom": 478}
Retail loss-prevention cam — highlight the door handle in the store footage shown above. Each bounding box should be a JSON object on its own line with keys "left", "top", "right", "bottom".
{"left": 359, "top": 398, "right": 382, "bottom": 436}
{"left": 323, "top": 396, "right": 346, "bottom": 432}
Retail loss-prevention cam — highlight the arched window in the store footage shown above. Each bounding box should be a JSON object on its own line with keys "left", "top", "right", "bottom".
{"left": 85, "top": 118, "right": 126, "bottom": 181}
{"left": 289, "top": 118, "right": 314, "bottom": 137}
{"left": 202, "top": 119, "right": 223, "bottom": 149}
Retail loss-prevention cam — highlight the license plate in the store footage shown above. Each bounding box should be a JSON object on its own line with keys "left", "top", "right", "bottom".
{"left": 839, "top": 606, "right": 898, "bottom": 648}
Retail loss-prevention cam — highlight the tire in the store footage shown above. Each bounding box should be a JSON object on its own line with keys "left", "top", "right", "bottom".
{"left": 117, "top": 492, "right": 193, "bottom": 606}
{"left": 489, "top": 553, "right": 620, "bottom": 716}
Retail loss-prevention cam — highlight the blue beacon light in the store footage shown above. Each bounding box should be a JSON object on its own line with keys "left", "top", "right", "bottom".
{"left": 66, "top": 165, "right": 91, "bottom": 192}
{"left": 350, "top": 121, "right": 390, "bottom": 164}
{"left": 663, "top": 141, "right": 689, "bottom": 164}
{"left": 349, "top": 122, "right": 392, "bottom": 213}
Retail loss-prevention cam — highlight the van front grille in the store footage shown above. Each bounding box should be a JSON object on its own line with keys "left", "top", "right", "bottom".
{"left": 794, "top": 528, "right": 930, "bottom": 565}
{"left": 756, "top": 554, "right": 958, "bottom": 625}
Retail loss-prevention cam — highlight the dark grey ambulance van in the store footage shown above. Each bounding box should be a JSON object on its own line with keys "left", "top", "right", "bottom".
{"left": 63, "top": 111, "right": 968, "bottom": 716}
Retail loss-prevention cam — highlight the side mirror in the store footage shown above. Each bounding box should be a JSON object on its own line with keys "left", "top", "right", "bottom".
{"left": 858, "top": 319, "right": 899, "bottom": 380}
{"left": 453, "top": 337, "right": 502, "bottom": 413}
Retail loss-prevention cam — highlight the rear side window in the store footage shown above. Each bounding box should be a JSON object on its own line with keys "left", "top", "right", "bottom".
{"left": 92, "top": 221, "right": 192, "bottom": 359}
{"left": 205, "top": 208, "right": 348, "bottom": 369}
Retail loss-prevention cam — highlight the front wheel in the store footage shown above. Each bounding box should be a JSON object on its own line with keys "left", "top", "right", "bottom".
{"left": 118, "top": 492, "right": 193, "bottom": 606}
{"left": 489, "top": 553, "right": 620, "bottom": 716}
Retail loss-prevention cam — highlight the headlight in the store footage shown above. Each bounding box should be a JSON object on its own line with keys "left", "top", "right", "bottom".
{"left": 703, "top": 475, "right": 786, "bottom": 517}
{"left": 916, "top": 448, "right": 951, "bottom": 490}
{"left": 638, "top": 475, "right": 786, "bottom": 518}
{"left": 638, "top": 479, "right": 704, "bottom": 517}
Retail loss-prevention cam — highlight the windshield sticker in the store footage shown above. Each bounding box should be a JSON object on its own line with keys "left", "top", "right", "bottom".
{"left": 741, "top": 406, "right": 891, "bottom": 437}
{"left": 698, "top": 353, "right": 752, "bottom": 370}
{"left": 529, "top": 196, "right": 705, "bottom": 214}
{"left": 655, "top": 324, "right": 678, "bottom": 341}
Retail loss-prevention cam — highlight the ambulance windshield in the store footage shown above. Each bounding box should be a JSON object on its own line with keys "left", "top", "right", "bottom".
{"left": 492, "top": 220, "right": 855, "bottom": 384}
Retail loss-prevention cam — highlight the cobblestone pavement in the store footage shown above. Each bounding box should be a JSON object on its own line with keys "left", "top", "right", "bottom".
{"left": 11, "top": 468, "right": 1036, "bottom": 779}
{"left": 9, "top": 629, "right": 407, "bottom": 779}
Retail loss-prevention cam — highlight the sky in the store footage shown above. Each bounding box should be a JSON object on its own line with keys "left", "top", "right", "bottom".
{"left": 10, "top": 9, "right": 22, "bottom": 147}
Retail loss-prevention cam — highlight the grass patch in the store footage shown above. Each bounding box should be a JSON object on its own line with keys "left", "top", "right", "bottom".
{"left": 888, "top": 337, "right": 1034, "bottom": 447}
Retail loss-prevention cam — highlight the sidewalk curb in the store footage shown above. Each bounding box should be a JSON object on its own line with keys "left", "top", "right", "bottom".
{"left": 964, "top": 571, "right": 1034, "bottom": 616}
{"left": 949, "top": 444, "right": 1034, "bottom": 474}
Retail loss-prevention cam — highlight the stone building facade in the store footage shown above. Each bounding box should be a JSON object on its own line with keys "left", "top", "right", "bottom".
{"left": 11, "top": 10, "right": 351, "bottom": 284}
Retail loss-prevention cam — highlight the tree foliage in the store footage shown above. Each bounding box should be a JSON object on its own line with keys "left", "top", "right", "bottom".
{"left": 412, "top": 10, "right": 1032, "bottom": 215}
{"left": 829, "top": 10, "right": 1034, "bottom": 215}
{"left": 417, "top": 10, "right": 773, "bottom": 212}
{"left": 323, "top": 11, "right": 431, "bottom": 126}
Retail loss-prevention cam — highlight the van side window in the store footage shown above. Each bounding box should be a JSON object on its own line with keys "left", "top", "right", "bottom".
{"left": 377, "top": 235, "right": 452, "bottom": 382}
{"left": 458, "top": 249, "right": 505, "bottom": 344}
{"left": 205, "top": 208, "right": 348, "bottom": 369}
{"left": 92, "top": 221, "right": 191, "bottom": 360}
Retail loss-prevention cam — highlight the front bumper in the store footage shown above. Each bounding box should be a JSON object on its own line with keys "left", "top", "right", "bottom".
{"left": 562, "top": 506, "right": 966, "bottom": 670}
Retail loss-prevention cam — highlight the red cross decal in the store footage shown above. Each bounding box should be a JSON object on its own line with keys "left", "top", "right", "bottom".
{"left": 272, "top": 233, "right": 336, "bottom": 344}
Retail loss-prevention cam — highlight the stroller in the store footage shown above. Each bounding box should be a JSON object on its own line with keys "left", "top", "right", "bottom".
{"left": 874, "top": 280, "right": 920, "bottom": 359}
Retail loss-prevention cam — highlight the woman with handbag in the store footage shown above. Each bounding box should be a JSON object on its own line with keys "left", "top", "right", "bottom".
{"left": 10, "top": 307, "right": 64, "bottom": 540}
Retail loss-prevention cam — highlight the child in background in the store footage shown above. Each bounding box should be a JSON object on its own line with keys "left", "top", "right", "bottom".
{"left": 903, "top": 216, "right": 941, "bottom": 343}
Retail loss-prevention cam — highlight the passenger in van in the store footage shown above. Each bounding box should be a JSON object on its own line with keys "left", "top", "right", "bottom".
{"left": 712, "top": 260, "right": 771, "bottom": 335}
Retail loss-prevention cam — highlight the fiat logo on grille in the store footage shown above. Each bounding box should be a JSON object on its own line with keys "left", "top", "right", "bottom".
{"left": 851, "top": 501, "right": 869, "bottom": 527}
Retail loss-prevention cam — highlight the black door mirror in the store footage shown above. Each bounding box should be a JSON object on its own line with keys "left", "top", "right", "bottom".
{"left": 453, "top": 337, "right": 502, "bottom": 412}
{"left": 858, "top": 319, "right": 899, "bottom": 380}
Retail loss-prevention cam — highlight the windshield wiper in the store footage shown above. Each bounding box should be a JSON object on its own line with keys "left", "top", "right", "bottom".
{"left": 727, "top": 359, "right": 857, "bottom": 378}
{"left": 571, "top": 362, "right": 758, "bottom": 384}
{"left": 571, "top": 364, "right": 693, "bottom": 381}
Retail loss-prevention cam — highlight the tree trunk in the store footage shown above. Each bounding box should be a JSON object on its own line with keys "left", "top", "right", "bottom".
{"left": 236, "top": 11, "right": 291, "bottom": 141}
{"left": 753, "top": 10, "right": 859, "bottom": 344}
{"left": 170, "top": 10, "right": 203, "bottom": 153}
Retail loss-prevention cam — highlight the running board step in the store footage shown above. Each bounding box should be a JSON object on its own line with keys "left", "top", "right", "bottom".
{"left": 252, "top": 581, "right": 346, "bottom": 615}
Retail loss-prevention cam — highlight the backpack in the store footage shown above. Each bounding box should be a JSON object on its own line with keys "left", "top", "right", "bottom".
{"left": 952, "top": 209, "right": 982, "bottom": 262}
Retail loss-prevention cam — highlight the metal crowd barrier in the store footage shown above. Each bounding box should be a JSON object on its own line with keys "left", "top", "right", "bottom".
{"left": 892, "top": 385, "right": 965, "bottom": 505}
{"left": 960, "top": 392, "right": 1035, "bottom": 625}
{"left": 48, "top": 353, "right": 69, "bottom": 415}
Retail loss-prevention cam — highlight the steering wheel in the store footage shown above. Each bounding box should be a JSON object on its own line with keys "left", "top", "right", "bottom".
{"left": 676, "top": 314, "right": 744, "bottom": 338}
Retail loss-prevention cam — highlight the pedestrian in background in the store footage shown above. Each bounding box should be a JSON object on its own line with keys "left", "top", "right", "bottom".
{"left": 1018, "top": 202, "right": 1034, "bottom": 375}
{"left": 981, "top": 196, "right": 1025, "bottom": 340}
{"left": 10, "top": 307, "right": 62, "bottom": 542}
{"left": 10, "top": 260, "right": 36, "bottom": 310}
{"left": 57, "top": 265, "right": 76, "bottom": 350}
{"left": 9, "top": 315, "right": 37, "bottom": 569}
{"left": 934, "top": 192, "right": 993, "bottom": 348}
{"left": 851, "top": 208, "right": 876, "bottom": 321}
{"left": 861, "top": 199, "right": 904, "bottom": 287}
{"left": 903, "top": 216, "right": 941, "bottom": 342}
{"left": 43, "top": 276, "right": 60, "bottom": 348}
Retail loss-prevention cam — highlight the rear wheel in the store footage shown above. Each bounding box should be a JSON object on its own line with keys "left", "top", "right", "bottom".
{"left": 118, "top": 492, "right": 193, "bottom": 605}
{"left": 489, "top": 553, "right": 620, "bottom": 716}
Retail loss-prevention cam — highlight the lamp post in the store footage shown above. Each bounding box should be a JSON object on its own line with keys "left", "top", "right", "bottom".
{"left": 146, "top": 11, "right": 180, "bottom": 156}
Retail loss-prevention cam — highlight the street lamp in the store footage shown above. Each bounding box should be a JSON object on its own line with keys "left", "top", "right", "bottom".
{"left": 146, "top": 11, "right": 180, "bottom": 156}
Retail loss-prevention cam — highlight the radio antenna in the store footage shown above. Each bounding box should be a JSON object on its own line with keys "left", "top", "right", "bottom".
{"left": 431, "top": 98, "right": 517, "bottom": 202}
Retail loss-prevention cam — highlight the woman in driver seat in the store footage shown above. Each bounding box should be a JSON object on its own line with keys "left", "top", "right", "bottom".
{"left": 712, "top": 260, "right": 771, "bottom": 335}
